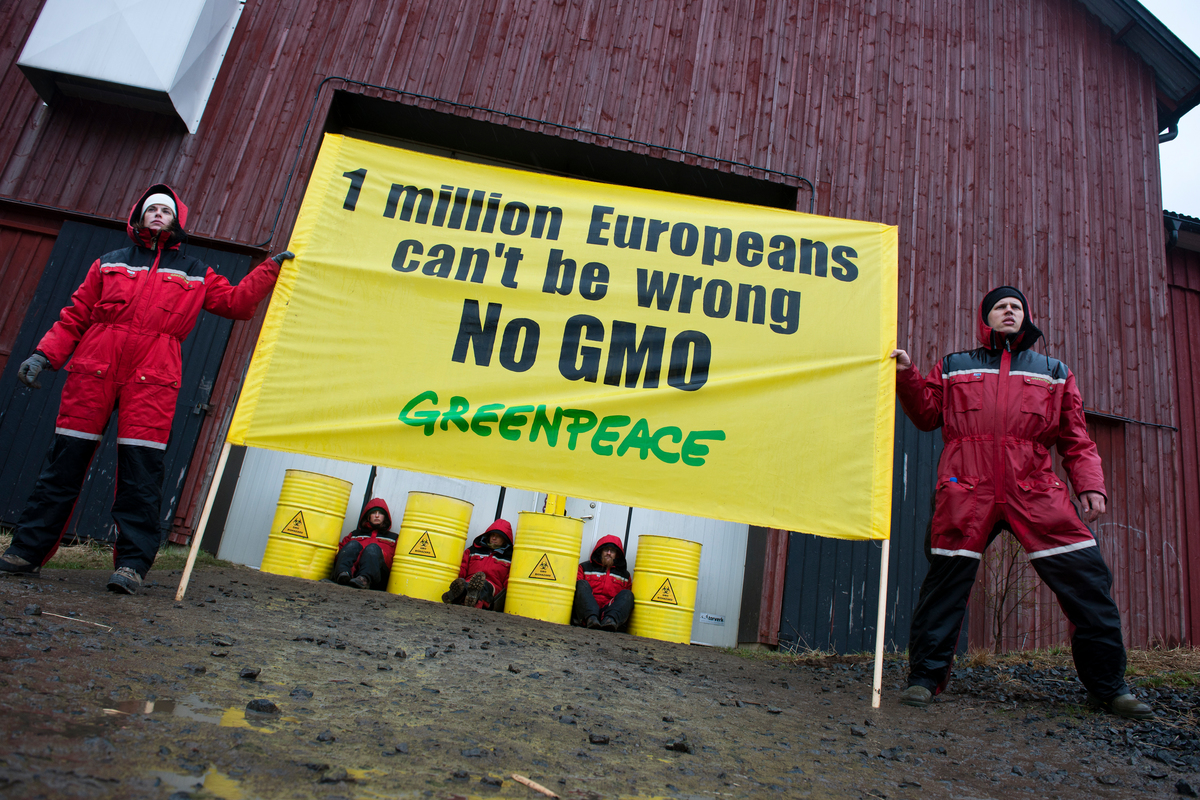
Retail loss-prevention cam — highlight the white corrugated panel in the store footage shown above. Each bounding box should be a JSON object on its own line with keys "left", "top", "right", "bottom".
{"left": 217, "top": 449, "right": 544, "bottom": 568}
{"left": 565, "top": 499, "right": 748, "bottom": 648}
{"left": 216, "top": 448, "right": 372, "bottom": 568}
{"left": 363, "top": 468, "right": 543, "bottom": 544}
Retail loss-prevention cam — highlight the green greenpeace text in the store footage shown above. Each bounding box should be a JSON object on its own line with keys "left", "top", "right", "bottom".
{"left": 399, "top": 390, "right": 724, "bottom": 466}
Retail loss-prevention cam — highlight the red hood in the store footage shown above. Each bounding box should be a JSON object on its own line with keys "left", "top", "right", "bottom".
{"left": 976, "top": 286, "right": 1042, "bottom": 352}
{"left": 474, "top": 518, "right": 513, "bottom": 546}
{"left": 359, "top": 498, "right": 392, "bottom": 531}
{"left": 127, "top": 183, "right": 188, "bottom": 250}
{"left": 590, "top": 534, "right": 628, "bottom": 570}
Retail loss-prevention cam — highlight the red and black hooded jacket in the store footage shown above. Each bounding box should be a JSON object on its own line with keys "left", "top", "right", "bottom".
{"left": 458, "top": 519, "right": 514, "bottom": 594}
{"left": 895, "top": 286, "right": 1106, "bottom": 557}
{"left": 577, "top": 535, "right": 632, "bottom": 607}
{"left": 339, "top": 498, "right": 398, "bottom": 565}
{"left": 34, "top": 184, "right": 282, "bottom": 446}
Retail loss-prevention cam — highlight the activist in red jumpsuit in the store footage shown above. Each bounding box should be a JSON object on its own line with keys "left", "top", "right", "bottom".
{"left": 572, "top": 535, "right": 634, "bottom": 632}
{"left": 333, "top": 498, "right": 397, "bottom": 590}
{"left": 0, "top": 184, "right": 292, "bottom": 595}
{"left": 890, "top": 286, "right": 1150, "bottom": 719}
{"left": 443, "top": 518, "right": 514, "bottom": 610}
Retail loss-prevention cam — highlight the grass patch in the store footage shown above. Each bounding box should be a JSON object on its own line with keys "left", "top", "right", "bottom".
{"left": 728, "top": 640, "right": 1200, "bottom": 683}
{"left": 1125, "top": 645, "right": 1200, "bottom": 690}
{"left": 1136, "top": 673, "right": 1199, "bottom": 689}
{"left": 720, "top": 645, "right": 822, "bottom": 662}
{"left": 0, "top": 533, "right": 229, "bottom": 572}
{"left": 723, "top": 643, "right": 882, "bottom": 667}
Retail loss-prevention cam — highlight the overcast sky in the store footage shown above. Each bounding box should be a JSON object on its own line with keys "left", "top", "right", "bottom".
{"left": 1139, "top": 0, "right": 1200, "bottom": 216}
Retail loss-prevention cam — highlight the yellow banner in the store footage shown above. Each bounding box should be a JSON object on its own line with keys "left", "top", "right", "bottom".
{"left": 229, "top": 134, "right": 898, "bottom": 539}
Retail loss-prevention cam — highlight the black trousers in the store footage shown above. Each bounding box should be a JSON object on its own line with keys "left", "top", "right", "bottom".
{"left": 332, "top": 541, "right": 391, "bottom": 589}
{"left": 5, "top": 434, "right": 165, "bottom": 578}
{"left": 908, "top": 542, "right": 1129, "bottom": 701}
{"left": 571, "top": 580, "right": 634, "bottom": 629}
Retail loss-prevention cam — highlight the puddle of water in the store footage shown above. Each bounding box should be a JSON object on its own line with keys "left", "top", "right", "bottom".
{"left": 148, "top": 768, "right": 245, "bottom": 799}
{"left": 102, "top": 695, "right": 295, "bottom": 732}
{"left": 5, "top": 709, "right": 108, "bottom": 740}
{"left": 104, "top": 694, "right": 222, "bottom": 724}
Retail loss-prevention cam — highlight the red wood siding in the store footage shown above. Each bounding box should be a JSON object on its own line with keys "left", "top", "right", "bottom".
{"left": 0, "top": 211, "right": 59, "bottom": 372}
{"left": 757, "top": 528, "right": 789, "bottom": 647}
{"left": 1168, "top": 246, "right": 1200, "bottom": 646}
{"left": 0, "top": 0, "right": 1184, "bottom": 644}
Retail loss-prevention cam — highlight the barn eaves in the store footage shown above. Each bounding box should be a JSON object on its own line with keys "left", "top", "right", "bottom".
{"left": 1165, "top": 210, "right": 1200, "bottom": 252}
{"left": 1075, "top": 0, "right": 1200, "bottom": 132}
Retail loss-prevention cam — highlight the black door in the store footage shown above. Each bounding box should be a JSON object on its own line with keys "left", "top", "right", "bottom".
{"left": 775, "top": 413, "right": 967, "bottom": 655}
{"left": 0, "top": 220, "right": 253, "bottom": 545}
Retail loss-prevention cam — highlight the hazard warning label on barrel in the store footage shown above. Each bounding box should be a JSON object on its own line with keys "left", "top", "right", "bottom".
{"left": 409, "top": 532, "right": 436, "bottom": 558}
{"left": 528, "top": 554, "right": 556, "bottom": 581}
{"left": 281, "top": 511, "right": 308, "bottom": 538}
{"left": 651, "top": 579, "right": 678, "bottom": 604}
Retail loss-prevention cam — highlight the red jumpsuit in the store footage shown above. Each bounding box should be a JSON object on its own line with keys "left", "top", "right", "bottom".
{"left": 333, "top": 498, "right": 398, "bottom": 589}
{"left": 897, "top": 290, "right": 1129, "bottom": 701}
{"left": 39, "top": 187, "right": 279, "bottom": 446}
{"left": 458, "top": 519, "right": 514, "bottom": 594}
{"left": 573, "top": 535, "right": 634, "bottom": 629}
{"left": 6, "top": 184, "right": 281, "bottom": 577}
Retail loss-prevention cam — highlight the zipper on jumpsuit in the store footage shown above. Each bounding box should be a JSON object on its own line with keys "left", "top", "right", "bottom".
{"left": 131, "top": 245, "right": 164, "bottom": 328}
{"left": 114, "top": 243, "right": 164, "bottom": 382}
{"left": 993, "top": 340, "right": 1012, "bottom": 506}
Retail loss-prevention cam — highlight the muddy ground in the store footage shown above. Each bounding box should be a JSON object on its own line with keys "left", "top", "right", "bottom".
{"left": 1, "top": 565, "right": 1197, "bottom": 800}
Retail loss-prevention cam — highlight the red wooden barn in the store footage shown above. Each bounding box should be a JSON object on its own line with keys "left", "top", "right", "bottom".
{"left": 0, "top": 0, "right": 1197, "bottom": 650}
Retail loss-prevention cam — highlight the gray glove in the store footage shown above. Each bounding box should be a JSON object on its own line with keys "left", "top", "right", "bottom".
{"left": 271, "top": 250, "right": 295, "bottom": 265}
{"left": 17, "top": 353, "right": 50, "bottom": 389}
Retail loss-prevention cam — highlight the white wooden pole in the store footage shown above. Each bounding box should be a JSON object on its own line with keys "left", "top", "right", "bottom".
{"left": 175, "top": 441, "right": 231, "bottom": 601}
{"left": 871, "top": 538, "right": 892, "bottom": 709}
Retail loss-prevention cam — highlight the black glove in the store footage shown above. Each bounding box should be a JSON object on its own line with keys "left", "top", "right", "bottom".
{"left": 271, "top": 250, "right": 296, "bottom": 265}
{"left": 17, "top": 353, "right": 50, "bottom": 389}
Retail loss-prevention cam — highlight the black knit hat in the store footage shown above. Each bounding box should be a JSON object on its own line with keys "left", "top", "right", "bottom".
{"left": 980, "top": 285, "right": 1043, "bottom": 351}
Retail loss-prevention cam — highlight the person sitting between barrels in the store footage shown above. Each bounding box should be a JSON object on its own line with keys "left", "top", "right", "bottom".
{"left": 572, "top": 536, "right": 633, "bottom": 632}
{"left": 443, "top": 519, "right": 513, "bottom": 611}
{"left": 332, "top": 498, "right": 396, "bottom": 590}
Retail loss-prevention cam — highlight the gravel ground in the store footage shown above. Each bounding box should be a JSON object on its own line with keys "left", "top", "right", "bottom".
{"left": 1, "top": 565, "right": 1197, "bottom": 799}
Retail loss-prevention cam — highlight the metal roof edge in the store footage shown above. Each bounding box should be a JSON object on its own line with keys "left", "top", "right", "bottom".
{"left": 1074, "top": 0, "right": 1200, "bottom": 129}
{"left": 1165, "top": 209, "right": 1200, "bottom": 230}
{"left": 1165, "top": 210, "right": 1200, "bottom": 225}
{"left": 1165, "top": 210, "right": 1200, "bottom": 253}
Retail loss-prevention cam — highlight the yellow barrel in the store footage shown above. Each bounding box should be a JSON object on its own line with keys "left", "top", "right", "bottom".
{"left": 627, "top": 536, "right": 702, "bottom": 644}
{"left": 386, "top": 492, "right": 473, "bottom": 601}
{"left": 505, "top": 512, "right": 584, "bottom": 624}
{"left": 260, "top": 470, "right": 354, "bottom": 580}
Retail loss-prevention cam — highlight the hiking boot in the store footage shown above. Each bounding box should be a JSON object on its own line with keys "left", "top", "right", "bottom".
{"left": 442, "top": 577, "right": 468, "bottom": 604}
{"left": 599, "top": 616, "right": 619, "bottom": 632}
{"left": 349, "top": 575, "right": 371, "bottom": 590}
{"left": 585, "top": 615, "right": 601, "bottom": 629}
{"left": 462, "top": 572, "right": 488, "bottom": 607}
{"left": 0, "top": 552, "right": 40, "bottom": 576}
{"left": 898, "top": 685, "right": 932, "bottom": 708}
{"left": 335, "top": 571, "right": 352, "bottom": 586}
{"left": 106, "top": 566, "right": 142, "bottom": 595}
{"left": 1089, "top": 692, "right": 1153, "bottom": 720}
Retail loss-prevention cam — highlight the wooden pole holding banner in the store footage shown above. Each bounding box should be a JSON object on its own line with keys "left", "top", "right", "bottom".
{"left": 175, "top": 441, "right": 232, "bottom": 601}
{"left": 871, "top": 538, "right": 891, "bottom": 709}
